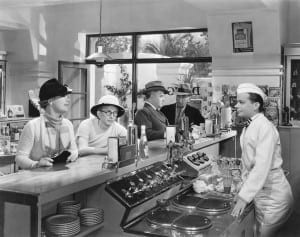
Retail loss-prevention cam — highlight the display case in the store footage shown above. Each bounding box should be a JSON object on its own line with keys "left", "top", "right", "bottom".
{"left": 284, "top": 44, "right": 300, "bottom": 124}
{"left": 0, "top": 117, "right": 31, "bottom": 175}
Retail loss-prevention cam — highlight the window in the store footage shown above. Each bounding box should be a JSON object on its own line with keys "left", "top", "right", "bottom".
{"left": 87, "top": 34, "right": 132, "bottom": 59}
{"left": 58, "top": 61, "right": 89, "bottom": 131}
{"left": 86, "top": 29, "right": 211, "bottom": 122}
{"left": 137, "top": 32, "right": 209, "bottom": 58}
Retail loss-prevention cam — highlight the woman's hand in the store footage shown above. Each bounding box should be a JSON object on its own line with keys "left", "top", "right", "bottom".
{"left": 231, "top": 196, "right": 247, "bottom": 218}
{"left": 36, "top": 157, "right": 53, "bottom": 168}
{"left": 67, "top": 150, "right": 78, "bottom": 163}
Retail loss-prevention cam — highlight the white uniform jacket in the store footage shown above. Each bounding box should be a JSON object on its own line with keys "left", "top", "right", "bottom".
{"left": 238, "top": 113, "right": 293, "bottom": 225}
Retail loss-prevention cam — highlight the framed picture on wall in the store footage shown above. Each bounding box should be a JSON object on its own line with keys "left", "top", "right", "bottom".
{"left": 232, "top": 21, "right": 254, "bottom": 53}
{"left": 269, "top": 87, "right": 281, "bottom": 97}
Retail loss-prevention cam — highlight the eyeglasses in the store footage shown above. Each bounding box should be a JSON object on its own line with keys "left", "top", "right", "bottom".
{"left": 100, "top": 110, "right": 118, "bottom": 117}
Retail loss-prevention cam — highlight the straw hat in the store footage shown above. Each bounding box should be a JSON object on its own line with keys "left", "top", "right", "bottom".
{"left": 175, "top": 83, "right": 192, "bottom": 96}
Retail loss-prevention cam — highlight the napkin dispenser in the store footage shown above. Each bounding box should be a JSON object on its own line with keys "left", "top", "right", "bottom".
{"left": 108, "top": 136, "right": 136, "bottom": 168}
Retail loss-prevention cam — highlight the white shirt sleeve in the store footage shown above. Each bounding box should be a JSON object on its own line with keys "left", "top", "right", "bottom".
{"left": 15, "top": 122, "right": 36, "bottom": 169}
{"left": 117, "top": 123, "right": 127, "bottom": 137}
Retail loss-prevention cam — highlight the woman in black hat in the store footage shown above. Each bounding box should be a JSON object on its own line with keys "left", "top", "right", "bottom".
{"left": 76, "top": 95, "right": 127, "bottom": 156}
{"left": 16, "top": 78, "right": 78, "bottom": 169}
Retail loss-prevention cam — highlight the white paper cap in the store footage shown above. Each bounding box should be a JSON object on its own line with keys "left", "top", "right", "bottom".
{"left": 237, "top": 83, "right": 266, "bottom": 100}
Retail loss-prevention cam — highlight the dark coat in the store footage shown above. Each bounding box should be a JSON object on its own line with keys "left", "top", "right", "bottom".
{"left": 134, "top": 103, "right": 168, "bottom": 141}
{"left": 160, "top": 103, "right": 205, "bottom": 127}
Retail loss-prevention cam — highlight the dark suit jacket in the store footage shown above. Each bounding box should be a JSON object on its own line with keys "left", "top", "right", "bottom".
{"left": 134, "top": 103, "right": 168, "bottom": 141}
{"left": 160, "top": 103, "right": 205, "bottom": 126}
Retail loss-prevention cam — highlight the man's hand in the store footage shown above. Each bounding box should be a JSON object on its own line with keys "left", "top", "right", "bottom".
{"left": 231, "top": 196, "right": 247, "bottom": 218}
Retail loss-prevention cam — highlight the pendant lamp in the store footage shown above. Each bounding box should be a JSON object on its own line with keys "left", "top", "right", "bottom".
{"left": 86, "top": 0, "right": 112, "bottom": 63}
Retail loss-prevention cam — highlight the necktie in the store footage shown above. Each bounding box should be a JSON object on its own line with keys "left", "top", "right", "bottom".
{"left": 245, "top": 118, "right": 252, "bottom": 128}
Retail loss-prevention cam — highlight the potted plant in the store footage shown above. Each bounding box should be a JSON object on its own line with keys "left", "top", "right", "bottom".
{"left": 105, "top": 64, "right": 132, "bottom": 126}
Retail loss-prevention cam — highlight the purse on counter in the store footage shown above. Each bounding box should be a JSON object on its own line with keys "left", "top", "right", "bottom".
{"left": 52, "top": 150, "right": 71, "bottom": 164}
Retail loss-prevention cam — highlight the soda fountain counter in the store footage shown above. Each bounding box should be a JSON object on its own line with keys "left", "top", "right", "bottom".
{"left": 0, "top": 130, "right": 255, "bottom": 237}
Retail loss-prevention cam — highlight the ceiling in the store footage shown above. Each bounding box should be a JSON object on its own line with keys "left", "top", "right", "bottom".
{"left": 0, "top": 0, "right": 275, "bottom": 10}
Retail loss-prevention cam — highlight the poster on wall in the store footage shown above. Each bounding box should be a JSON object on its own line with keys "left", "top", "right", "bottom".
{"left": 232, "top": 21, "right": 254, "bottom": 53}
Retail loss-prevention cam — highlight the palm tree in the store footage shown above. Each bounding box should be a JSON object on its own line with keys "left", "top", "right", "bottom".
{"left": 143, "top": 34, "right": 190, "bottom": 57}
{"left": 142, "top": 32, "right": 209, "bottom": 58}
{"left": 142, "top": 33, "right": 211, "bottom": 82}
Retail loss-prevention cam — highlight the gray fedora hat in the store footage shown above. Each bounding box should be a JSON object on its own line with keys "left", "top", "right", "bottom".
{"left": 142, "top": 81, "right": 168, "bottom": 94}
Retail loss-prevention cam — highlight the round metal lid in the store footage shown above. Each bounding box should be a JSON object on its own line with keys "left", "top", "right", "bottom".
{"left": 171, "top": 214, "right": 212, "bottom": 232}
{"left": 172, "top": 195, "right": 202, "bottom": 210}
{"left": 196, "top": 198, "right": 231, "bottom": 215}
{"left": 146, "top": 209, "right": 182, "bottom": 228}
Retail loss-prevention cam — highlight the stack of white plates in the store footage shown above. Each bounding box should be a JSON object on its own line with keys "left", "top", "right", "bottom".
{"left": 45, "top": 214, "right": 80, "bottom": 237}
{"left": 57, "top": 200, "right": 81, "bottom": 216}
{"left": 79, "top": 208, "right": 104, "bottom": 226}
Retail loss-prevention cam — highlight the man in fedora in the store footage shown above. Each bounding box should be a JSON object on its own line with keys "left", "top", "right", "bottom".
{"left": 135, "top": 81, "right": 169, "bottom": 141}
{"left": 161, "top": 83, "right": 205, "bottom": 127}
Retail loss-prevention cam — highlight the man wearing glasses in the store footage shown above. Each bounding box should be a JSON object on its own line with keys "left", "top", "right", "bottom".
{"left": 76, "top": 95, "right": 127, "bottom": 156}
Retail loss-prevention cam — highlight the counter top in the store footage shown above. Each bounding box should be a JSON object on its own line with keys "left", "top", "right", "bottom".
{"left": 192, "top": 130, "right": 236, "bottom": 150}
{"left": 0, "top": 133, "right": 236, "bottom": 205}
{"left": 0, "top": 140, "right": 167, "bottom": 204}
{"left": 278, "top": 125, "right": 300, "bottom": 129}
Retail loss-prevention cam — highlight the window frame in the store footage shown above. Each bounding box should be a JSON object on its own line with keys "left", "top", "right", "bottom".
{"left": 58, "top": 60, "right": 89, "bottom": 123}
{"left": 86, "top": 28, "right": 212, "bottom": 108}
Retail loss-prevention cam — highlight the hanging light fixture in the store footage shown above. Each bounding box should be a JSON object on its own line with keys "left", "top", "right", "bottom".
{"left": 86, "top": 0, "right": 112, "bottom": 63}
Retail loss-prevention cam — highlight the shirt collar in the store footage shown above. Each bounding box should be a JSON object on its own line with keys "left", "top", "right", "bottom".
{"left": 145, "top": 101, "right": 158, "bottom": 110}
{"left": 250, "top": 113, "right": 262, "bottom": 121}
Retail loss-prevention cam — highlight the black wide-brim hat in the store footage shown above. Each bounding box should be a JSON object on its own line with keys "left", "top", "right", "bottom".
{"left": 91, "top": 95, "right": 125, "bottom": 118}
{"left": 142, "top": 80, "right": 168, "bottom": 94}
{"left": 39, "top": 78, "right": 72, "bottom": 101}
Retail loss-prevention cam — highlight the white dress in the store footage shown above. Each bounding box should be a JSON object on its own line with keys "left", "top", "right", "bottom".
{"left": 238, "top": 113, "right": 293, "bottom": 227}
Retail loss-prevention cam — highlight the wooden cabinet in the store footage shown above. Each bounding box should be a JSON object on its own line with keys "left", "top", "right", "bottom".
{"left": 0, "top": 155, "right": 15, "bottom": 175}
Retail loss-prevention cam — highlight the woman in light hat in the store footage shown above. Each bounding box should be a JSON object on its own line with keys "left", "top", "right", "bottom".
{"left": 16, "top": 78, "right": 78, "bottom": 169}
{"left": 231, "top": 83, "right": 293, "bottom": 237}
{"left": 76, "top": 95, "right": 127, "bottom": 156}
